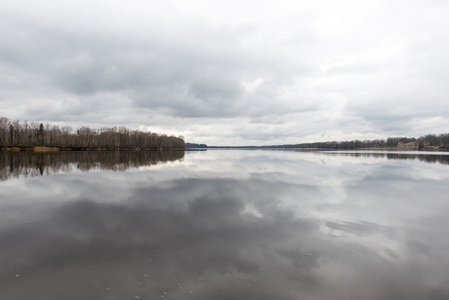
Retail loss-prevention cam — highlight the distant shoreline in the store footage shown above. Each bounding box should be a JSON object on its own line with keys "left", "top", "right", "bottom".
{"left": 0, "top": 146, "right": 185, "bottom": 152}
{"left": 186, "top": 146, "right": 449, "bottom": 152}
{"left": 3, "top": 145, "right": 447, "bottom": 152}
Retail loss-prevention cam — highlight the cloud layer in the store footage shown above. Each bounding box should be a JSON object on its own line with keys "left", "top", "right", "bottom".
{"left": 1, "top": 0, "right": 448, "bottom": 145}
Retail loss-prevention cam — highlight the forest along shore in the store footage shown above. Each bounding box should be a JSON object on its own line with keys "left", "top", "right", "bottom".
{"left": 0, "top": 116, "right": 185, "bottom": 151}
{"left": 0, "top": 146, "right": 186, "bottom": 152}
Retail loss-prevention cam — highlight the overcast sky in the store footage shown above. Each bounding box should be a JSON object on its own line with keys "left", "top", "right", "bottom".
{"left": 1, "top": 0, "right": 448, "bottom": 145}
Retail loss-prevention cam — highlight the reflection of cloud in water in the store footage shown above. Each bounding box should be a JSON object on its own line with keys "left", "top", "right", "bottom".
{"left": 0, "top": 150, "right": 449, "bottom": 299}
{"left": 0, "top": 187, "right": 321, "bottom": 299}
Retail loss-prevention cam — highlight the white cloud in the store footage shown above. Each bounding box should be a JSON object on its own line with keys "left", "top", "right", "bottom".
{"left": 1, "top": 0, "right": 448, "bottom": 145}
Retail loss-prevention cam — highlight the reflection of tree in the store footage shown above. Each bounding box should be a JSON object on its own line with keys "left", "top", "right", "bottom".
{"left": 322, "top": 152, "right": 449, "bottom": 165}
{"left": 0, "top": 151, "right": 185, "bottom": 181}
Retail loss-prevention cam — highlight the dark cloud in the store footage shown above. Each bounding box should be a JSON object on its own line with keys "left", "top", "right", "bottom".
{"left": 0, "top": 0, "right": 448, "bottom": 144}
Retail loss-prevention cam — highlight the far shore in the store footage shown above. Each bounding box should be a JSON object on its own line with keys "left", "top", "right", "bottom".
{"left": 2, "top": 145, "right": 449, "bottom": 153}
{"left": 0, "top": 146, "right": 185, "bottom": 152}
{"left": 200, "top": 146, "right": 449, "bottom": 152}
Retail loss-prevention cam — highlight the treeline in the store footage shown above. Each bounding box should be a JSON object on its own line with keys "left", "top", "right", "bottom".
{"left": 282, "top": 134, "right": 449, "bottom": 150}
{"left": 0, "top": 116, "right": 185, "bottom": 150}
{"left": 206, "top": 134, "right": 449, "bottom": 150}
{"left": 0, "top": 151, "right": 185, "bottom": 181}
{"left": 185, "top": 142, "right": 208, "bottom": 148}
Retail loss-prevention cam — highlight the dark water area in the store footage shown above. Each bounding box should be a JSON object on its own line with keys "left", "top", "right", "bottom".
{"left": 1, "top": 150, "right": 449, "bottom": 300}
{"left": 0, "top": 151, "right": 185, "bottom": 181}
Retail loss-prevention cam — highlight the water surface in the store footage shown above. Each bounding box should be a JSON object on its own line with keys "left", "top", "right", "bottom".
{"left": 1, "top": 150, "right": 449, "bottom": 299}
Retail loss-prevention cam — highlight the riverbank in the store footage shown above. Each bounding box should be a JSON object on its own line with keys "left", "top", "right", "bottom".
{"left": 0, "top": 146, "right": 185, "bottom": 152}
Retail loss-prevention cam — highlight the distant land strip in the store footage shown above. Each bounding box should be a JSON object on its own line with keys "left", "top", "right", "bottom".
{"left": 0, "top": 116, "right": 185, "bottom": 151}
{"left": 186, "top": 134, "right": 449, "bottom": 152}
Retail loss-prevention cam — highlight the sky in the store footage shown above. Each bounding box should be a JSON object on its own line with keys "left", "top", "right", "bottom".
{"left": 1, "top": 0, "right": 448, "bottom": 146}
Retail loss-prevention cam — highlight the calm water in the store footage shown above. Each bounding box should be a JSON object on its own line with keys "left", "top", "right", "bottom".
{"left": 1, "top": 150, "right": 449, "bottom": 300}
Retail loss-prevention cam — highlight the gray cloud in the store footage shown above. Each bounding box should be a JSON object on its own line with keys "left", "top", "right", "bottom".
{"left": 1, "top": 0, "right": 448, "bottom": 145}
